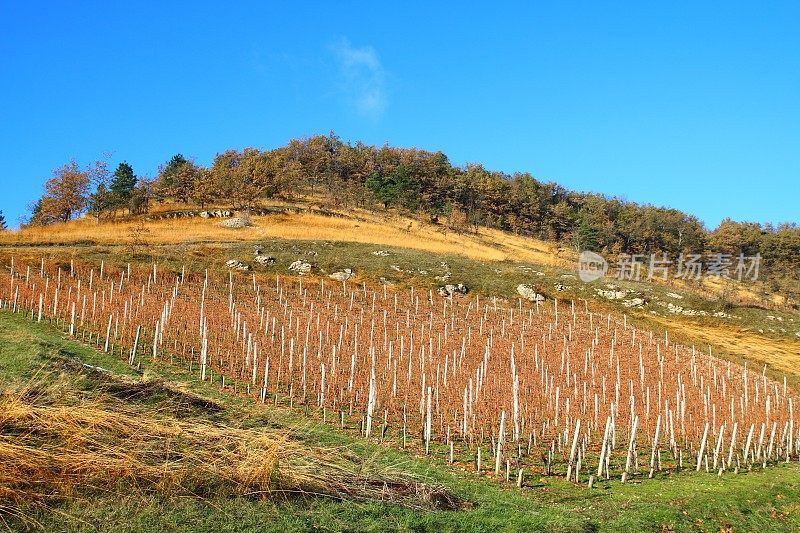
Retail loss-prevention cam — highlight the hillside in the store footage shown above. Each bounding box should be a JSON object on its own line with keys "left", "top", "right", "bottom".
{"left": 2, "top": 200, "right": 565, "bottom": 265}
{"left": 23, "top": 136, "right": 800, "bottom": 309}
{"left": 3, "top": 199, "right": 799, "bottom": 379}
{"left": 2, "top": 200, "right": 800, "bottom": 532}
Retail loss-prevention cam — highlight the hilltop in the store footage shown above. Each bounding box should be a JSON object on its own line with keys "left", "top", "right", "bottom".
{"left": 3, "top": 144, "right": 800, "bottom": 532}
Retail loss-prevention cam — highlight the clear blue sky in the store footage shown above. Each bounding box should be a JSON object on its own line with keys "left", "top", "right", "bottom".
{"left": 1, "top": 1, "right": 798, "bottom": 229}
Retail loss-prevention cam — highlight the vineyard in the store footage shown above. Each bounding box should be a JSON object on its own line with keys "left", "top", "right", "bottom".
{"left": 2, "top": 256, "right": 798, "bottom": 489}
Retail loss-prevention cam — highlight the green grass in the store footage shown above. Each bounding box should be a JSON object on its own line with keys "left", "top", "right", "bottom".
{"left": 2, "top": 301, "right": 800, "bottom": 531}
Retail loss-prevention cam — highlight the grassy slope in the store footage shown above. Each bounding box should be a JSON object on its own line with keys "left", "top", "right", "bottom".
{"left": 0, "top": 203, "right": 564, "bottom": 265}
{"left": 2, "top": 310, "right": 800, "bottom": 532}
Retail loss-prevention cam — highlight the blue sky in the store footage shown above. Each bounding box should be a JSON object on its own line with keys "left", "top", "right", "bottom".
{"left": 1, "top": 1, "right": 798, "bottom": 229}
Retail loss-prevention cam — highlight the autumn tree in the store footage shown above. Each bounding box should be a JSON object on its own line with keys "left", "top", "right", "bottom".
{"left": 155, "top": 155, "right": 198, "bottom": 203}
{"left": 36, "top": 160, "right": 91, "bottom": 223}
{"left": 210, "top": 149, "right": 264, "bottom": 208}
{"left": 129, "top": 179, "right": 152, "bottom": 214}
{"left": 191, "top": 168, "right": 217, "bottom": 208}
{"left": 155, "top": 154, "right": 189, "bottom": 201}
{"left": 88, "top": 183, "right": 114, "bottom": 222}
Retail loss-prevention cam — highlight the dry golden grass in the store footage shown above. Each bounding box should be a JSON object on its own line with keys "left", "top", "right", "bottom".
{"left": 648, "top": 316, "right": 800, "bottom": 379}
{"left": 0, "top": 378, "right": 456, "bottom": 518}
{"left": 0, "top": 205, "right": 568, "bottom": 266}
{"left": 0, "top": 378, "right": 462, "bottom": 523}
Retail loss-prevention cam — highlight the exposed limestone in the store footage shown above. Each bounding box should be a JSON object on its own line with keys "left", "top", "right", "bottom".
{"left": 437, "top": 284, "right": 468, "bottom": 298}
{"left": 225, "top": 259, "right": 250, "bottom": 271}
{"left": 516, "top": 284, "right": 545, "bottom": 301}
{"left": 289, "top": 260, "right": 313, "bottom": 275}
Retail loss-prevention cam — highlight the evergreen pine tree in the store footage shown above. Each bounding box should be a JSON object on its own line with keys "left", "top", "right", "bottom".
{"left": 109, "top": 162, "right": 137, "bottom": 209}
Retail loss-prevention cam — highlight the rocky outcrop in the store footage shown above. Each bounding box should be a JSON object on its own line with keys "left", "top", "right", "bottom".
{"left": 595, "top": 289, "right": 626, "bottom": 300}
{"left": 622, "top": 297, "right": 646, "bottom": 308}
{"left": 329, "top": 268, "right": 354, "bottom": 281}
{"left": 437, "top": 284, "right": 468, "bottom": 297}
{"left": 218, "top": 217, "right": 250, "bottom": 228}
{"left": 289, "top": 260, "right": 313, "bottom": 275}
{"left": 225, "top": 259, "right": 250, "bottom": 271}
{"left": 516, "top": 284, "right": 545, "bottom": 301}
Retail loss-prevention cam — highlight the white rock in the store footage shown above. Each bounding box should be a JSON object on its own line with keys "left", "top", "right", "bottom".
{"left": 622, "top": 298, "right": 645, "bottom": 307}
{"left": 329, "top": 269, "right": 353, "bottom": 281}
{"left": 219, "top": 217, "right": 251, "bottom": 228}
{"left": 289, "top": 260, "right": 312, "bottom": 275}
{"left": 437, "top": 284, "right": 468, "bottom": 297}
{"left": 225, "top": 259, "right": 250, "bottom": 271}
{"left": 517, "top": 284, "right": 545, "bottom": 301}
{"left": 595, "top": 289, "right": 625, "bottom": 300}
{"left": 254, "top": 255, "right": 275, "bottom": 266}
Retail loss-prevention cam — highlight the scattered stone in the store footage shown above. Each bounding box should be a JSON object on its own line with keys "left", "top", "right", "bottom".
{"left": 225, "top": 259, "right": 250, "bottom": 271}
{"left": 372, "top": 250, "right": 391, "bottom": 257}
{"left": 435, "top": 272, "right": 452, "bottom": 282}
{"left": 199, "top": 211, "right": 210, "bottom": 219}
{"left": 665, "top": 292, "right": 683, "bottom": 300}
{"left": 659, "top": 302, "right": 734, "bottom": 318}
{"left": 289, "top": 260, "right": 313, "bottom": 275}
{"left": 516, "top": 284, "right": 545, "bottom": 302}
{"left": 219, "top": 217, "right": 251, "bottom": 228}
{"left": 329, "top": 269, "right": 354, "bottom": 282}
{"left": 555, "top": 283, "right": 568, "bottom": 291}
{"left": 622, "top": 298, "right": 646, "bottom": 308}
{"left": 254, "top": 255, "right": 276, "bottom": 266}
{"left": 437, "top": 284, "right": 468, "bottom": 298}
{"left": 517, "top": 266, "right": 546, "bottom": 276}
{"left": 595, "top": 289, "right": 626, "bottom": 300}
